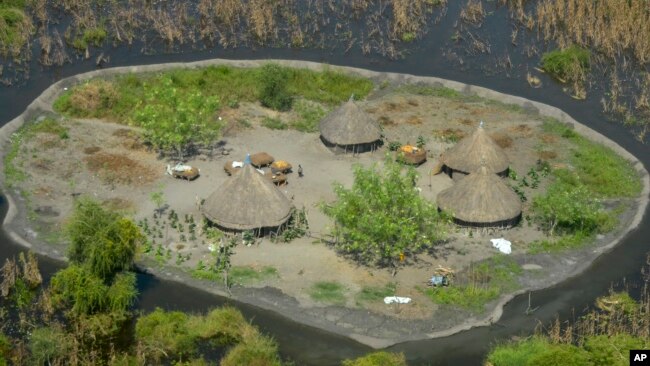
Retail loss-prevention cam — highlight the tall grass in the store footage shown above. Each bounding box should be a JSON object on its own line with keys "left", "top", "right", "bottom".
{"left": 486, "top": 289, "right": 650, "bottom": 366}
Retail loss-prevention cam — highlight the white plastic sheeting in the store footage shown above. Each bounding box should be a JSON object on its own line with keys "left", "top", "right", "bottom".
{"left": 383, "top": 296, "right": 412, "bottom": 304}
{"left": 490, "top": 238, "right": 512, "bottom": 254}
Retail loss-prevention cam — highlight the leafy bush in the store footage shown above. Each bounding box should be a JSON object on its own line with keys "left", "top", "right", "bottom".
{"left": 28, "top": 327, "right": 72, "bottom": 366}
{"left": 66, "top": 198, "right": 143, "bottom": 280}
{"left": 584, "top": 334, "right": 648, "bottom": 366}
{"left": 526, "top": 343, "right": 591, "bottom": 366}
{"left": 541, "top": 46, "right": 590, "bottom": 82}
{"left": 220, "top": 334, "right": 283, "bottom": 366}
{"left": 532, "top": 179, "right": 611, "bottom": 236}
{"left": 487, "top": 337, "right": 551, "bottom": 366}
{"left": 259, "top": 64, "right": 293, "bottom": 111}
{"left": 322, "top": 158, "right": 447, "bottom": 267}
{"left": 135, "top": 308, "right": 195, "bottom": 361}
{"left": 342, "top": 351, "right": 407, "bottom": 366}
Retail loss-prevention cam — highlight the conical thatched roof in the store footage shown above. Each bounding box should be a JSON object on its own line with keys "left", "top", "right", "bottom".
{"left": 319, "top": 99, "right": 381, "bottom": 146}
{"left": 441, "top": 123, "right": 509, "bottom": 174}
{"left": 202, "top": 164, "right": 293, "bottom": 230}
{"left": 436, "top": 166, "right": 521, "bottom": 225}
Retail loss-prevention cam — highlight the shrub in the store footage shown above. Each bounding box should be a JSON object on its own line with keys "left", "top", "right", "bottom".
{"left": 28, "top": 327, "right": 72, "bottom": 366}
{"left": 532, "top": 180, "right": 611, "bottom": 236}
{"left": 526, "top": 343, "right": 592, "bottom": 366}
{"left": 220, "top": 334, "right": 283, "bottom": 366}
{"left": 259, "top": 64, "right": 293, "bottom": 111}
{"left": 584, "top": 334, "right": 648, "bottom": 366}
{"left": 486, "top": 337, "right": 551, "bottom": 366}
{"left": 342, "top": 351, "right": 407, "bottom": 366}
{"left": 322, "top": 157, "right": 447, "bottom": 267}
{"left": 135, "top": 308, "right": 195, "bottom": 361}
{"left": 66, "top": 198, "right": 143, "bottom": 280}
{"left": 541, "top": 46, "right": 590, "bottom": 83}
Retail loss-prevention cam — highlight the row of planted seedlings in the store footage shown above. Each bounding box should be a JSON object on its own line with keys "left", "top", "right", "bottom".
{"left": 137, "top": 208, "right": 200, "bottom": 266}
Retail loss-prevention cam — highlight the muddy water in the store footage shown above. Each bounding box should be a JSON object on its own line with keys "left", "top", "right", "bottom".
{"left": 1, "top": 2, "right": 649, "bottom": 365}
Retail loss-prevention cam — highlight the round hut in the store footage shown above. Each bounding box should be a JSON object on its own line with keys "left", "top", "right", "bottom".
{"left": 202, "top": 163, "right": 294, "bottom": 234}
{"left": 440, "top": 122, "right": 509, "bottom": 178}
{"left": 436, "top": 165, "right": 522, "bottom": 228}
{"left": 319, "top": 98, "right": 382, "bottom": 153}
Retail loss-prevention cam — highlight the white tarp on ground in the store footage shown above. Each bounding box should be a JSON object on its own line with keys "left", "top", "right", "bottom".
{"left": 490, "top": 238, "right": 512, "bottom": 254}
{"left": 384, "top": 296, "right": 412, "bottom": 304}
{"left": 232, "top": 161, "right": 243, "bottom": 168}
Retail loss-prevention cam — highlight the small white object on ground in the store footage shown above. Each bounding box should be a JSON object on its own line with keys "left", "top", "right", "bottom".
{"left": 208, "top": 244, "right": 216, "bottom": 252}
{"left": 383, "top": 296, "right": 412, "bottom": 304}
{"left": 232, "top": 161, "right": 243, "bottom": 168}
{"left": 256, "top": 168, "right": 264, "bottom": 175}
{"left": 490, "top": 238, "right": 512, "bottom": 254}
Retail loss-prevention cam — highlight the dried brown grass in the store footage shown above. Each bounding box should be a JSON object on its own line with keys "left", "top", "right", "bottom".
{"left": 405, "top": 115, "right": 422, "bottom": 125}
{"left": 83, "top": 146, "right": 101, "bottom": 155}
{"left": 460, "top": 0, "right": 485, "bottom": 26}
{"left": 538, "top": 150, "right": 557, "bottom": 160}
{"left": 69, "top": 80, "right": 118, "bottom": 114}
{"left": 490, "top": 132, "right": 513, "bottom": 148}
{"left": 84, "top": 152, "right": 156, "bottom": 185}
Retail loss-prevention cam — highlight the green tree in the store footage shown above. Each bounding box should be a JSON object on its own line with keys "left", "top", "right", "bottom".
{"left": 66, "top": 198, "right": 143, "bottom": 280}
{"left": 133, "top": 75, "right": 222, "bottom": 158}
{"left": 258, "top": 64, "right": 293, "bottom": 111}
{"left": 322, "top": 157, "right": 447, "bottom": 268}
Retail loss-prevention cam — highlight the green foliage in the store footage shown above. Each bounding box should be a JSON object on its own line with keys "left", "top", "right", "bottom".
{"left": 0, "top": 333, "right": 10, "bottom": 366}
{"left": 487, "top": 337, "right": 551, "bottom": 366}
{"left": 526, "top": 343, "right": 592, "bottom": 366}
{"left": 532, "top": 179, "right": 611, "bottom": 236}
{"left": 259, "top": 63, "right": 293, "bottom": 111}
{"left": 0, "top": 3, "right": 32, "bottom": 58}
{"left": 66, "top": 198, "right": 142, "bottom": 280}
{"left": 356, "top": 283, "right": 397, "bottom": 303}
{"left": 388, "top": 141, "right": 402, "bottom": 151}
{"left": 133, "top": 76, "right": 222, "bottom": 157}
{"left": 528, "top": 231, "right": 590, "bottom": 254}
{"left": 135, "top": 308, "right": 196, "bottom": 361}
{"left": 426, "top": 256, "right": 521, "bottom": 311}
{"left": 229, "top": 266, "right": 279, "bottom": 285}
{"left": 28, "top": 327, "right": 72, "bottom": 366}
{"left": 342, "top": 351, "right": 407, "bottom": 366}
{"left": 322, "top": 158, "right": 447, "bottom": 267}
{"left": 290, "top": 100, "right": 327, "bottom": 132}
{"left": 262, "top": 117, "right": 288, "bottom": 130}
{"left": 272, "top": 207, "right": 309, "bottom": 243}
{"left": 220, "top": 334, "right": 283, "bottom": 366}
{"left": 541, "top": 46, "right": 590, "bottom": 83}
{"left": 584, "top": 334, "right": 649, "bottom": 366}
{"left": 136, "top": 307, "right": 258, "bottom": 363}
{"left": 541, "top": 119, "right": 641, "bottom": 198}
{"left": 310, "top": 281, "right": 346, "bottom": 304}
{"left": 83, "top": 26, "right": 107, "bottom": 47}
{"left": 49, "top": 266, "right": 137, "bottom": 315}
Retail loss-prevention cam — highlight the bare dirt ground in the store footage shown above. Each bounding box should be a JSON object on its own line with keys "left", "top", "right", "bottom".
{"left": 15, "top": 85, "right": 563, "bottom": 323}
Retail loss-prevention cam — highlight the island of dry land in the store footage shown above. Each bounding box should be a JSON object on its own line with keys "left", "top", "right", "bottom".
{"left": 1, "top": 60, "right": 648, "bottom": 348}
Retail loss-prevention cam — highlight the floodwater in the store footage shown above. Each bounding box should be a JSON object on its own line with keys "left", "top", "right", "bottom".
{"left": 1, "top": 1, "right": 648, "bottom": 365}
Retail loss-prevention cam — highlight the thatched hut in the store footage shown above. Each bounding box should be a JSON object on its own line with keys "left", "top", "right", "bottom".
{"left": 441, "top": 122, "right": 509, "bottom": 178}
{"left": 436, "top": 165, "right": 522, "bottom": 228}
{"left": 202, "top": 163, "right": 294, "bottom": 234}
{"left": 319, "top": 98, "right": 382, "bottom": 153}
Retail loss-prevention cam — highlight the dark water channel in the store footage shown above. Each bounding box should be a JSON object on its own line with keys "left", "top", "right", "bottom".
{"left": 1, "top": 2, "right": 649, "bottom": 365}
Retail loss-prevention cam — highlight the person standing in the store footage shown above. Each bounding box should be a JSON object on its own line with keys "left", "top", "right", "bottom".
{"left": 298, "top": 164, "right": 304, "bottom": 178}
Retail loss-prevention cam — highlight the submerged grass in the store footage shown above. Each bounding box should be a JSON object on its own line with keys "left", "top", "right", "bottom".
{"left": 426, "top": 255, "right": 521, "bottom": 312}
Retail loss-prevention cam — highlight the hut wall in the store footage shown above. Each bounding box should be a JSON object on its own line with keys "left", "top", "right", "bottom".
{"left": 450, "top": 212, "right": 522, "bottom": 229}
{"left": 319, "top": 135, "right": 382, "bottom": 154}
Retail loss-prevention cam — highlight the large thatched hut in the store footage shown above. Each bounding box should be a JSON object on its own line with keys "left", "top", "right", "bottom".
{"left": 319, "top": 98, "right": 382, "bottom": 153}
{"left": 436, "top": 165, "right": 522, "bottom": 228}
{"left": 202, "top": 163, "right": 294, "bottom": 234}
{"left": 441, "top": 122, "right": 509, "bottom": 178}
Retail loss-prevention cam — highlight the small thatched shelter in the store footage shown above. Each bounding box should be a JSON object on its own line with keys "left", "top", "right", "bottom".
{"left": 319, "top": 98, "right": 382, "bottom": 153}
{"left": 436, "top": 165, "right": 522, "bottom": 228}
{"left": 202, "top": 163, "right": 294, "bottom": 233}
{"left": 441, "top": 122, "right": 509, "bottom": 178}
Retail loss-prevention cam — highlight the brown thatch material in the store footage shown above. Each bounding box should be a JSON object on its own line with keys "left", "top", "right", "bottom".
{"left": 319, "top": 99, "right": 381, "bottom": 147}
{"left": 436, "top": 166, "right": 522, "bottom": 227}
{"left": 223, "top": 161, "right": 241, "bottom": 176}
{"left": 431, "top": 161, "right": 444, "bottom": 175}
{"left": 397, "top": 146, "right": 427, "bottom": 165}
{"left": 441, "top": 124, "right": 509, "bottom": 176}
{"left": 203, "top": 164, "right": 293, "bottom": 231}
{"left": 265, "top": 171, "right": 287, "bottom": 185}
{"left": 250, "top": 152, "right": 274, "bottom": 168}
